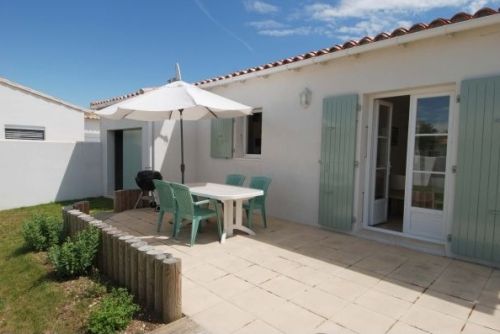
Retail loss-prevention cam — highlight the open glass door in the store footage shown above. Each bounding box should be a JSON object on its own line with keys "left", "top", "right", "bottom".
{"left": 122, "top": 129, "right": 142, "bottom": 190}
{"left": 370, "top": 101, "right": 393, "bottom": 225}
{"left": 404, "top": 94, "right": 452, "bottom": 241}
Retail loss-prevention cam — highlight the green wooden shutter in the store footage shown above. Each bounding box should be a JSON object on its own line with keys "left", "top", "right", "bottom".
{"left": 452, "top": 75, "right": 500, "bottom": 263}
{"left": 210, "top": 119, "right": 233, "bottom": 159}
{"left": 318, "top": 94, "right": 358, "bottom": 231}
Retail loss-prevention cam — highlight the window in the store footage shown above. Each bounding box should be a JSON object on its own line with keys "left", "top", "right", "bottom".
{"left": 410, "top": 95, "right": 450, "bottom": 210}
{"left": 5, "top": 125, "right": 45, "bottom": 140}
{"left": 246, "top": 112, "right": 262, "bottom": 155}
{"left": 233, "top": 110, "right": 262, "bottom": 157}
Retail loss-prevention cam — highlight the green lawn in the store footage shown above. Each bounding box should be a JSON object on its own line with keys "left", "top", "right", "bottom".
{"left": 0, "top": 198, "right": 113, "bottom": 333}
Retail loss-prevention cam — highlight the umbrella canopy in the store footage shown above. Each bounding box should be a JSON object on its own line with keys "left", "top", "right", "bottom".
{"left": 96, "top": 80, "right": 253, "bottom": 184}
{"left": 97, "top": 80, "right": 253, "bottom": 120}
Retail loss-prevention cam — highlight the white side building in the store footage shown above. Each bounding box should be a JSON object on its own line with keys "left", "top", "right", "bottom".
{"left": 0, "top": 77, "right": 102, "bottom": 210}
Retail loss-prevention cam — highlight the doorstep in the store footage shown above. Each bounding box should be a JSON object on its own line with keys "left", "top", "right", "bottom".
{"left": 355, "top": 227, "right": 447, "bottom": 257}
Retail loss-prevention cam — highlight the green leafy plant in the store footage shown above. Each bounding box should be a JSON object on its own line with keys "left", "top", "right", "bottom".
{"left": 22, "top": 214, "right": 62, "bottom": 251}
{"left": 87, "top": 288, "right": 139, "bottom": 334}
{"left": 48, "top": 227, "right": 100, "bottom": 278}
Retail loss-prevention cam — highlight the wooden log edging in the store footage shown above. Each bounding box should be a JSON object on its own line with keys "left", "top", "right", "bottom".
{"left": 72, "top": 200, "right": 90, "bottom": 214}
{"left": 61, "top": 206, "right": 182, "bottom": 323}
{"left": 114, "top": 189, "right": 144, "bottom": 213}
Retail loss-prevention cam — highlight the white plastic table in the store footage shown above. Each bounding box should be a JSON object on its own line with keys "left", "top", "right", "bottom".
{"left": 188, "top": 182, "right": 264, "bottom": 242}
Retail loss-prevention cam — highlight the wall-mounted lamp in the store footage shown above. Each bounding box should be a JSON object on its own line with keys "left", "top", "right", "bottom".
{"left": 299, "top": 88, "right": 312, "bottom": 108}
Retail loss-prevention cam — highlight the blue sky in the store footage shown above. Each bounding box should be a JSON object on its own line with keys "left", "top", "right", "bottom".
{"left": 0, "top": 0, "right": 498, "bottom": 107}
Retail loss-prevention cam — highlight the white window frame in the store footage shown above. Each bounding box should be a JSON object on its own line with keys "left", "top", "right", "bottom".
{"left": 234, "top": 109, "right": 262, "bottom": 159}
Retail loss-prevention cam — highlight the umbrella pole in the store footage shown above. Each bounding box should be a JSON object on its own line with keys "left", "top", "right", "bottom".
{"left": 179, "top": 109, "right": 185, "bottom": 184}
{"left": 151, "top": 121, "right": 155, "bottom": 171}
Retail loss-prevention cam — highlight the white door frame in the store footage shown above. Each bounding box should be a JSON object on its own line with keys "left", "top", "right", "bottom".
{"left": 362, "top": 84, "right": 457, "bottom": 245}
{"left": 370, "top": 100, "right": 393, "bottom": 226}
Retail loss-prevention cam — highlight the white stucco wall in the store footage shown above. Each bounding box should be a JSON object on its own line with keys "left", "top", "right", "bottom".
{"left": 100, "top": 117, "right": 198, "bottom": 196}
{"left": 0, "top": 79, "right": 102, "bottom": 210}
{"left": 0, "top": 141, "right": 102, "bottom": 210}
{"left": 0, "top": 82, "right": 85, "bottom": 142}
{"left": 85, "top": 118, "right": 101, "bottom": 142}
{"left": 195, "top": 23, "right": 500, "bottom": 229}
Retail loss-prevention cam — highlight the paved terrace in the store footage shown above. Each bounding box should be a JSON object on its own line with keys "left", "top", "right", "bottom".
{"left": 103, "top": 209, "right": 500, "bottom": 334}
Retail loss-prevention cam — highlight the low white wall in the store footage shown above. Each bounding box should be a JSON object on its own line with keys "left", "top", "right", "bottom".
{"left": 0, "top": 140, "right": 102, "bottom": 210}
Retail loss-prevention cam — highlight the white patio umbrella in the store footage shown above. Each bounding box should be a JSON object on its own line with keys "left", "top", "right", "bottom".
{"left": 96, "top": 79, "right": 253, "bottom": 183}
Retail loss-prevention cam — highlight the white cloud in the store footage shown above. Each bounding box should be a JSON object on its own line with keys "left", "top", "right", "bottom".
{"left": 335, "top": 16, "right": 415, "bottom": 39}
{"left": 258, "top": 27, "right": 311, "bottom": 37}
{"left": 244, "top": 1, "right": 279, "bottom": 14}
{"left": 306, "top": 0, "right": 474, "bottom": 21}
{"left": 301, "top": 0, "right": 496, "bottom": 40}
{"left": 248, "top": 19, "right": 286, "bottom": 29}
{"left": 468, "top": 0, "right": 488, "bottom": 11}
{"left": 246, "top": 0, "right": 498, "bottom": 39}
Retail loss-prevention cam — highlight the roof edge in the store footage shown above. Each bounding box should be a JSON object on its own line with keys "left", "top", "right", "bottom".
{"left": 0, "top": 76, "right": 91, "bottom": 114}
{"left": 196, "top": 7, "right": 500, "bottom": 88}
{"left": 89, "top": 7, "right": 499, "bottom": 106}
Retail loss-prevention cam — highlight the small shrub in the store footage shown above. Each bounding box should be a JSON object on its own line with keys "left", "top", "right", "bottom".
{"left": 87, "top": 288, "right": 139, "bottom": 334}
{"left": 22, "top": 214, "right": 62, "bottom": 251}
{"left": 48, "top": 227, "right": 100, "bottom": 278}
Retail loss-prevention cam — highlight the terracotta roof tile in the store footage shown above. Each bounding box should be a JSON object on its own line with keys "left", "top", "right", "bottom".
{"left": 328, "top": 45, "right": 342, "bottom": 52}
{"left": 90, "top": 7, "right": 499, "bottom": 108}
{"left": 343, "top": 40, "right": 359, "bottom": 48}
{"left": 190, "top": 7, "right": 497, "bottom": 86}
{"left": 391, "top": 27, "right": 409, "bottom": 37}
{"left": 373, "top": 32, "right": 391, "bottom": 41}
{"left": 451, "top": 12, "right": 473, "bottom": 22}
{"left": 304, "top": 52, "right": 316, "bottom": 59}
{"left": 428, "top": 18, "right": 451, "bottom": 28}
{"left": 358, "top": 36, "right": 374, "bottom": 45}
{"left": 474, "top": 7, "right": 497, "bottom": 17}
{"left": 408, "top": 23, "right": 429, "bottom": 33}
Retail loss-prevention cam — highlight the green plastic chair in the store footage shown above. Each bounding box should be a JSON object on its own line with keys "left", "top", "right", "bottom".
{"left": 169, "top": 182, "right": 223, "bottom": 246}
{"left": 244, "top": 176, "right": 272, "bottom": 228}
{"left": 153, "top": 180, "right": 176, "bottom": 234}
{"left": 226, "top": 174, "right": 246, "bottom": 186}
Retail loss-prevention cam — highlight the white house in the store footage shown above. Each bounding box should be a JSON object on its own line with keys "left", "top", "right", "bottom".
{"left": 92, "top": 8, "right": 500, "bottom": 265}
{"left": 84, "top": 111, "right": 101, "bottom": 142}
{"left": 0, "top": 77, "right": 102, "bottom": 209}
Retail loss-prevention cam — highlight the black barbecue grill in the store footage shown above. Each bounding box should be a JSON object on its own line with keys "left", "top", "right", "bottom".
{"left": 134, "top": 170, "right": 163, "bottom": 208}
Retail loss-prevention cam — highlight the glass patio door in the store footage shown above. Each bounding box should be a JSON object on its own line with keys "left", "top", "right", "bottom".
{"left": 404, "top": 94, "right": 453, "bottom": 240}
{"left": 371, "top": 101, "right": 393, "bottom": 225}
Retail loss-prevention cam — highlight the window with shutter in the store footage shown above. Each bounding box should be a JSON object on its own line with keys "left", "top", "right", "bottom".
{"left": 210, "top": 119, "right": 233, "bottom": 159}
{"left": 233, "top": 109, "right": 263, "bottom": 158}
